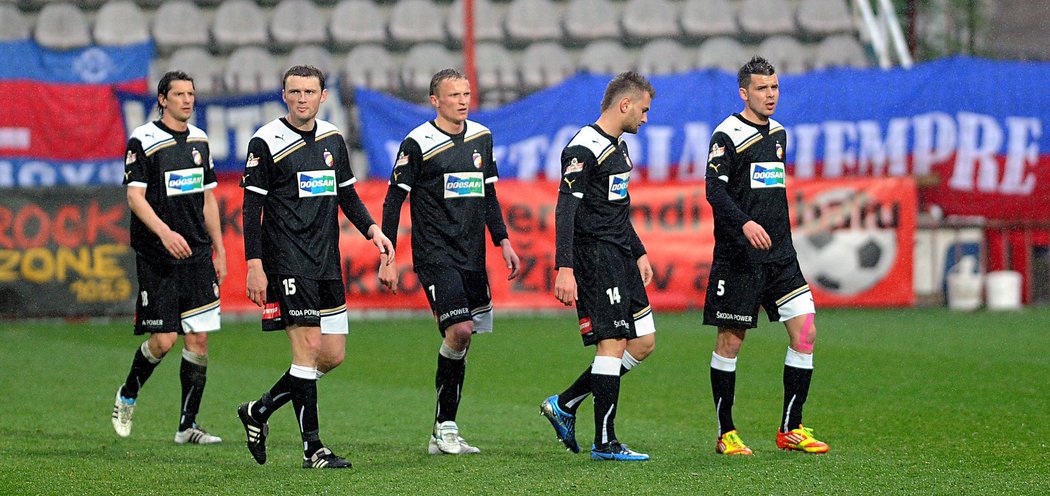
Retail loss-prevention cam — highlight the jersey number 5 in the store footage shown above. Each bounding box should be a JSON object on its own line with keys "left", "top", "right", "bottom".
{"left": 717, "top": 280, "right": 725, "bottom": 296}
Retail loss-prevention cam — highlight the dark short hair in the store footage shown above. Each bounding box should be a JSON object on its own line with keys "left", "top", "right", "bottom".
{"left": 738, "top": 56, "right": 776, "bottom": 89}
{"left": 283, "top": 65, "right": 325, "bottom": 90}
{"left": 429, "top": 68, "right": 466, "bottom": 96}
{"left": 157, "top": 70, "right": 194, "bottom": 115}
{"left": 600, "top": 71, "right": 655, "bottom": 112}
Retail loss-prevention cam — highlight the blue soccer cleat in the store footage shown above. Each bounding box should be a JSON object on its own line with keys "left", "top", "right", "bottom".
{"left": 590, "top": 441, "right": 650, "bottom": 461}
{"left": 540, "top": 395, "right": 579, "bottom": 453}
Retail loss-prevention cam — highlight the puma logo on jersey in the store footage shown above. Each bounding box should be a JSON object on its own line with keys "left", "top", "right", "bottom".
{"left": 563, "top": 177, "right": 577, "bottom": 189}
{"left": 708, "top": 162, "right": 721, "bottom": 173}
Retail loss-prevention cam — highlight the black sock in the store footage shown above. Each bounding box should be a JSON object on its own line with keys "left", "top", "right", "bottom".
{"left": 590, "top": 356, "right": 621, "bottom": 447}
{"left": 289, "top": 372, "right": 323, "bottom": 457}
{"left": 252, "top": 371, "right": 295, "bottom": 422}
{"left": 178, "top": 351, "right": 207, "bottom": 431}
{"left": 121, "top": 342, "right": 161, "bottom": 399}
{"left": 560, "top": 357, "right": 635, "bottom": 414}
{"left": 782, "top": 365, "right": 813, "bottom": 432}
{"left": 710, "top": 352, "right": 738, "bottom": 436}
{"left": 435, "top": 351, "right": 466, "bottom": 423}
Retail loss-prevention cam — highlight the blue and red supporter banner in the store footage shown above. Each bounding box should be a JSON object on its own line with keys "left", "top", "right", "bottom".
{"left": 0, "top": 40, "right": 151, "bottom": 187}
{"left": 356, "top": 57, "right": 1048, "bottom": 221}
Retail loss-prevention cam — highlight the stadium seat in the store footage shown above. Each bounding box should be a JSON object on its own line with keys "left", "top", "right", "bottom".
{"left": 447, "top": 0, "right": 505, "bottom": 44}
{"left": 474, "top": 42, "right": 519, "bottom": 105}
{"left": 0, "top": 4, "right": 30, "bottom": 41}
{"left": 400, "top": 42, "right": 459, "bottom": 100}
{"left": 166, "top": 47, "right": 223, "bottom": 94}
{"left": 152, "top": 1, "right": 209, "bottom": 53}
{"left": 636, "top": 38, "right": 692, "bottom": 75}
{"left": 211, "top": 0, "right": 269, "bottom": 52}
{"left": 503, "top": 0, "right": 562, "bottom": 47}
{"left": 620, "top": 0, "right": 680, "bottom": 44}
{"left": 563, "top": 0, "right": 621, "bottom": 44}
{"left": 756, "top": 35, "right": 811, "bottom": 74}
{"left": 519, "top": 41, "right": 575, "bottom": 92}
{"left": 796, "top": 0, "right": 855, "bottom": 36}
{"left": 224, "top": 46, "right": 281, "bottom": 94}
{"left": 680, "top": 0, "right": 738, "bottom": 40}
{"left": 388, "top": 0, "right": 448, "bottom": 48}
{"left": 343, "top": 44, "right": 401, "bottom": 94}
{"left": 578, "top": 39, "right": 634, "bottom": 75}
{"left": 285, "top": 45, "right": 337, "bottom": 78}
{"left": 34, "top": 2, "right": 91, "bottom": 50}
{"left": 736, "top": 0, "right": 797, "bottom": 38}
{"left": 93, "top": 1, "right": 149, "bottom": 46}
{"left": 813, "top": 34, "right": 870, "bottom": 69}
{"left": 271, "top": 0, "right": 329, "bottom": 50}
{"left": 330, "top": 0, "right": 387, "bottom": 49}
{"left": 696, "top": 36, "right": 750, "bottom": 73}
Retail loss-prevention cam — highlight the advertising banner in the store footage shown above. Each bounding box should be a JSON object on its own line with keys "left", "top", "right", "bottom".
{"left": 0, "top": 188, "right": 134, "bottom": 317}
{"left": 357, "top": 57, "right": 1047, "bottom": 220}
{"left": 0, "top": 40, "right": 150, "bottom": 187}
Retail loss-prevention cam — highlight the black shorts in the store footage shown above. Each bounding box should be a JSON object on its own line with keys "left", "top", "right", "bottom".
{"left": 415, "top": 264, "right": 493, "bottom": 335}
{"left": 261, "top": 274, "right": 348, "bottom": 334}
{"left": 574, "top": 243, "right": 654, "bottom": 347}
{"left": 134, "top": 255, "right": 220, "bottom": 335}
{"left": 702, "top": 257, "right": 814, "bottom": 329}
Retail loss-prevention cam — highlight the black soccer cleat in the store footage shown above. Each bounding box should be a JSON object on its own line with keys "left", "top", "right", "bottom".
{"left": 237, "top": 402, "right": 268, "bottom": 465}
{"left": 303, "top": 447, "right": 352, "bottom": 469}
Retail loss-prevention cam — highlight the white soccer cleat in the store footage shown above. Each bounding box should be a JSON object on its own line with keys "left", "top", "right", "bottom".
{"left": 174, "top": 424, "right": 222, "bottom": 444}
{"left": 111, "top": 387, "right": 135, "bottom": 438}
{"left": 428, "top": 421, "right": 480, "bottom": 455}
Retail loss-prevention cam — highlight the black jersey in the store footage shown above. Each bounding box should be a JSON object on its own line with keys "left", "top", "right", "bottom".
{"left": 555, "top": 124, "right": 645, "bottom": 269}
{"left": 388, "top": 119, "right": 499, "bottom": 271}
{"left": 123, "top": 120, "right": 217, "bottom": 265}
{"left": 241, "top": 118, "right": 356, "bottom": 279}
{"left": 705, "top": 113, "right": 795, "bottom": 264}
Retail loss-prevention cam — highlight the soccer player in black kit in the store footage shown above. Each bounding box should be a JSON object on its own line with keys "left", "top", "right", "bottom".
{"left": 378, "top": 68, "right": 520, "bottom": 455}
{"left": 539, "top": 72, "right": 656, "bottom": 461}
{"left": 112, "top": 70, "right": 226, "bottom": 445}
{"left": 703, "top": 56, "right": 829, "bottom": 456}
{"left": 236, "top": 65, "right": 394, "bottom": 469}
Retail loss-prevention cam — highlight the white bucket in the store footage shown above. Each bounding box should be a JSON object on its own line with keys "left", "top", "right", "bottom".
{"left": 946, "top": 272, "right": 983, "bottom": 311}
{"left": 986, "top": 271, "right": 1022, "bottom": 310}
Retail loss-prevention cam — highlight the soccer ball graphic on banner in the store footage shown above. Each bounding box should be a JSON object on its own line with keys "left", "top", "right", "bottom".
{"left": 794, "top": 189, "right": 898, "bottom": 296}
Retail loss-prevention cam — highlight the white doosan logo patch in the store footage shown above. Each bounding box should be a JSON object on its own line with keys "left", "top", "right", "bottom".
{"left": 164, "top": 167, "right": 205, "bottom": 196}
{"left": 750, "top": 162, "right": 786, "bottom": 189}
{"left": 298, "top": 170, "right": 337, "bottom": 197}
{"left": 607, "top": 172, "right": 630, "bottom": 201}
{"left": 443, "top": 172, "right": 484, "bottom": 198}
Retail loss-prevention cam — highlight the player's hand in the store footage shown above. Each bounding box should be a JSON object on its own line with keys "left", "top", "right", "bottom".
{"left": 500, "top": 239, "right": 521, "bottom": 280}
{"left": 743, "top": 220, "right": 772, "bottom": 250}
{"left": 213, "top": 250, "right": 227, "bottom": 286}
{"left": 554, "top": 267, "right": 577, "bottom": 306}
{"left": 245, "top": 259, "right": 267, "bottom": 307}
{"left": 368, "top": 225, "right": 396, "bottom": 265}
{"left": 637, "top": 254, "right": 653, "bottom": 287}
{"left": 378, "top": 256, "right": 399, "bottom": 293}
{"left": 161, "top": 229, "right": 192, "bottom": 259}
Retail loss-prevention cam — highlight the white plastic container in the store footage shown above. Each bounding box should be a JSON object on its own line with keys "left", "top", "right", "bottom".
{"left": 985, "top": 270, "right": 1022, "bottom": 310}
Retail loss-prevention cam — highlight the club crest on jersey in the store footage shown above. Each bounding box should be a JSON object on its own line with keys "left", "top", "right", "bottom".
{"left": 472, "top": 150, "right": 483, "bottom": 169}
{"left": 164, "top": 167, "right": 205, "bottom": 196}
{"left": 395, "top": 151, "right": 409, "bottom": 167}
{"left": 191, "top": 148, "right": 202, "bottom": 165}
{"left": 607, "top": 172, "right": 630, "bottom": 201}
{"left": 709, "top": 143, "right": 725, "bottom": 160}
{"left": 564, "top": 157, "right": 584, "bottom": 175}
{"left": 750, "top": 162, "right": 786, "bottom": 189}
{"left": 125, "top": 150, "right": 136, "bottom": 165}
{"left": 776, "top": 141, "right": 784, "bottom": 159}
{"left": 298, "top": 170, "right": 337, "bottom": 197}
{"left": 245, "top": 152, "right": 259, "bottom": 168}
{"left": 323, "top": 149, "right": 334, "bottom": 168}
{"left": 443, "top": 172, "right": 484, "bottom": 198}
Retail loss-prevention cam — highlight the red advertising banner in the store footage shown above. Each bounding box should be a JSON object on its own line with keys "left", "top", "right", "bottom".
{"left": 214, "top": 176, "right": 916, "bottom": 315}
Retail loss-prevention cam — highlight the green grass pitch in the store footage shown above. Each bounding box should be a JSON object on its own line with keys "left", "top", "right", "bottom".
{"left": 1, "top": 308, "right": 1048, "bottom": 494}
